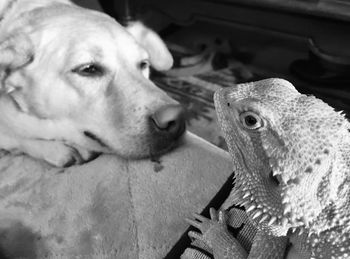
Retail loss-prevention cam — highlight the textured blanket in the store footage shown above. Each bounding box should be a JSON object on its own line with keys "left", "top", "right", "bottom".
{"left": 0, "top": 133, "right": 232, "bottom": 259}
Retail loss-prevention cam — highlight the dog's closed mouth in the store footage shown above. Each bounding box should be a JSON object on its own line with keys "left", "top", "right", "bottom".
{"left": 7, "top": 93, "right": 24, "bottom": 112}
{"left": 83, "top": 131, "right": 110, "bottom": 149}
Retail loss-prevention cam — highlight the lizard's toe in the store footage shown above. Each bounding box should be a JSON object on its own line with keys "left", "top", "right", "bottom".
{"left": 209, "top": 208, "right": 219, "bottom": 221}
{"left": 193, "top": 213, "right": 210, "bottom": 223}
{"left": 188, "top": 230, "right": 203, "bottom": 241}
{"left": 185, "top": 218, "right": 203, "bottom": 230}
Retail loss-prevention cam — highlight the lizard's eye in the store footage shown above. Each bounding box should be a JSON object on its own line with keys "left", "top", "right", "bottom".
{"left": 240, "top": 111, "right": 263, "bottom": 130}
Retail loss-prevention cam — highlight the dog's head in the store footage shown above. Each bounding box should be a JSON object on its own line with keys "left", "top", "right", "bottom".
{"left": 0, "top": 4, "right": 185, "bottom": 159}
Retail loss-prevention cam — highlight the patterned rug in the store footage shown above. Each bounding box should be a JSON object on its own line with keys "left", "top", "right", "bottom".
{"left": 153, "top": 50, "right": 350, "bottom": 151}
{"left": 153, "top": 58, "right": 259, "bottom": 150}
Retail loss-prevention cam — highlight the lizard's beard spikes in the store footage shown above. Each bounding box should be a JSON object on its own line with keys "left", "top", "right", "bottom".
{"left": 224, "top": 144, "right": 289, "bottom": 233}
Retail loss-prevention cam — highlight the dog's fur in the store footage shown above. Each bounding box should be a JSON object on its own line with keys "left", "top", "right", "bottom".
{"left": 0, "top": 0, "right": 185, "bottom": 167}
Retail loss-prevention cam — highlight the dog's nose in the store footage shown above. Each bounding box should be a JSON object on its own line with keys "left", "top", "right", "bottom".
{"left": 150, "top": 104, "right": 186, "bottom": 138}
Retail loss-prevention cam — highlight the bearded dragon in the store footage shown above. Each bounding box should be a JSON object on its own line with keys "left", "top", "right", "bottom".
{"left": 186, "top": 78, "right": 350, "bottom": 258}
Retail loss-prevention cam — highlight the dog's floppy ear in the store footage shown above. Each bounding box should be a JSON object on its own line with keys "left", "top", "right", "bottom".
{"left": 0, "top": 33, "right": 34, "bottom": 87}
{"left": 126, "top": 21, "right": 173, "bottom": 71}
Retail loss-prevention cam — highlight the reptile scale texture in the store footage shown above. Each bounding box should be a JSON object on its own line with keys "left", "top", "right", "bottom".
{"left": 187, "top": 78, "right": 350, "bottom": 259}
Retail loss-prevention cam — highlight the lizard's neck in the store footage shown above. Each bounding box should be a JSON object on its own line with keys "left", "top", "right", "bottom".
{"left": 307, "top": 143, "right": 350, "bottom": 259}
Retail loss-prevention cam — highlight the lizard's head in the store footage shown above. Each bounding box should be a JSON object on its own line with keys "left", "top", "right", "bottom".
{"left": 214, "top": 78, "right": 349, "bottom": 233}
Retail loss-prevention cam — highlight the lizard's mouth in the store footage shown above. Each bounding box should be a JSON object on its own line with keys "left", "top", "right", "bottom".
{"left": 269, "top": 170, "right": 283, "bottom": 186}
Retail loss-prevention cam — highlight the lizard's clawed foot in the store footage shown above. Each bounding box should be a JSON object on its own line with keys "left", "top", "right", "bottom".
{"left": 186, "top": 208, "right": 228, "bottom": 249}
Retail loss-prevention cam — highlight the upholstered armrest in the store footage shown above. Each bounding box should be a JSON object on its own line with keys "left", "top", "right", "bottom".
{"left": 0, "top": 132, "right": 232, "bottom": 258}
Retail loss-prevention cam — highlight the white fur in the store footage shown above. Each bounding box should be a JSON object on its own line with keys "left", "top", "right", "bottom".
{"left": 0, "top": 0, "right": 176, "bottom": 167}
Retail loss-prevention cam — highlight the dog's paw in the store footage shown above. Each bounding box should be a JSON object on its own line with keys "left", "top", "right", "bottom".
{"left": 50, "top": 146, "right": 84, "bottom": 168}
{"left": 19, "top": 140, "right": 89, "bottom": 167}
{"left": 71, "top": 145, "right": 101, "bottom": 164}
{"left": 35, "top": 142, "right": 84, "bottom": 167}
{"left": 43, "top": 145, "right": 100, "bottom": 167}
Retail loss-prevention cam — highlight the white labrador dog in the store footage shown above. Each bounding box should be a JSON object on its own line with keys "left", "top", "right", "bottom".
{"left": 0, "top": 0, "right": 186, "bottom": 167}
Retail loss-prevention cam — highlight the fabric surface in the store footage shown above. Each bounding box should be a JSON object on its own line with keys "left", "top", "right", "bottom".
{"left": 0, "top": 133, "right": 233, "bottom": 259}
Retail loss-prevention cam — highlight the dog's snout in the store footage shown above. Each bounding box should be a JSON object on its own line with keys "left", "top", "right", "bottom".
{"left": 150, "top": 104, "right": 186, "bottom": 137}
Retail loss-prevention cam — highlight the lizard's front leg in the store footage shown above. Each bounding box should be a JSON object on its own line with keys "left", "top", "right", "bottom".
{"left": 187, "top": 208, "right": 289, "bottom": 259}
{"left": 186, "top": 208, "right": 248, "bottom": 259}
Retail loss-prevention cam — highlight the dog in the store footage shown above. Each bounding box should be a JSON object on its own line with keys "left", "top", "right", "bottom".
{"left": 0, "top": 0, "right": 186, "bottom": 167}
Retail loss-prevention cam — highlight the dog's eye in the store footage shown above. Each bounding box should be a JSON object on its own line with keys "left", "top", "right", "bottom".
{"left": 72, "top": 63, "right": 104, "bottom": 77}
{"left": 139, "top": 60, "right": 150, "bottom": 71}
{"left": 139, "top": 60, "right": 150, "bottom": 77}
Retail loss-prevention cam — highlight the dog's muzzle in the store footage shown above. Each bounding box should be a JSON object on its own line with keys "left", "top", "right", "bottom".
{"left": 149, "top": 104, "right": 186, "bottom": 154}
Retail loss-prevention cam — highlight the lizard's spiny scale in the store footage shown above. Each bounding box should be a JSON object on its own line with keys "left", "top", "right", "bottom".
{"left": 243, "top": 192, "right": 250, "bottom": 199}
{"left": 252, "top": 210, "right": 263, "bottom": 219}
{"left": 281, "top": 218, "right": 289, "bottom": 228}
{"left": 272, "top": 170, "right": 280, "bottom": 176}
{"left": 259, "top": 214, "right": 270, "bottom": 223}
{"left": 241, "top": 200, "right": 250, "bottom": 207}
{"left": 231, "top": 193, "right": 242, "bottom": 203}
{"left": 281, "top": 197, "right": 289, "bottom": 204}
{"left": 298, "top": 228, "right": 304, "bottom": 235}
{"left": 267, "top": 216, "right": 277, "bottom": 226}
{"left": 246, "top": 204, "right": 256, "bottom": 213}
{"left": 283, "top": 204, "right": 292, "bottom": 215}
